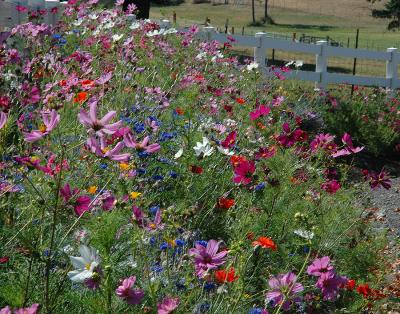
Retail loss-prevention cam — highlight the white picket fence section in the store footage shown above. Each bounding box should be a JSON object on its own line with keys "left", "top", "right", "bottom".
{"left": 4, "top": 0, "right": 66, "bottom": 26}
{"left": 199, "top": 26, "right": 400, "bottom": 90}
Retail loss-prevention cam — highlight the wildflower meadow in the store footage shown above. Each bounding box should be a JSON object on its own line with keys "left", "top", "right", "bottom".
{"left": 0, "top": 1, "right": 399, "bottom": 313}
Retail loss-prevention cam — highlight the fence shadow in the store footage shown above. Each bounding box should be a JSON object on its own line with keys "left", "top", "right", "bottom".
{"left": 276, "top": 23, "right": 337, "bottom": 32}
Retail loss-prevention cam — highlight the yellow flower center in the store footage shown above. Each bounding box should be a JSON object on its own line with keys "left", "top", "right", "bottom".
{"left": 149, "top": 223, "right": 156, "bottom": 229}
{"left": 85, "top": 263, "right": 91, "bottom": 270}
{"left": 39, "top": 124, "right": 47, "bottom": 133}
{"left": 130, "top": 192, "right": 142, "bottom": 199}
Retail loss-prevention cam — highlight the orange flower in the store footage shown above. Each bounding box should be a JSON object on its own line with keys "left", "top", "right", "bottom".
{"left": 215, "top": 267, "right": 239, "bottom": 284}
{"left": 252, "top": 236, "right": 277, "bottom": 250}
{"left": 175, "top": 107, "right": 184, "bottom": 115}
{"left": 218, "top": 198, "right": 235, "bottom": 209}
{"left": 81, "top": 79, "right": 95, "bottom": 88}
{"left": 73, "top": 91, "right": 88, "bottom": 103}
{"left": 236, "top": 97, "right": 245, "bottom": 105}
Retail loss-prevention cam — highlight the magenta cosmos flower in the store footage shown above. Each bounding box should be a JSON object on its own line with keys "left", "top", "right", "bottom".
{"left": 78, "top": 101, "right": 122, "bottom": 136}
{"left": 316, "top": 271, "right": 347, "bottom": 301}
{"left": 233, "top": 160, "right": 256, "bottom": 185}
{"left": 0, "top": 304, "right": 40, "bottom": 314}
{"left": 60, "top": 184, "right": 91, "bottom": 216}
{"left": 115, "top": 276, "right": 144, "bottom": 305}
{"left": 157, "top": 297, "right": 179, "bottom": 314}
{"left": 332, "top": 133, "right": 364, "bottom": 158}
{"left": 307, "top": 256, "right": 334, "bottom": 277}
{"left": 23, "top": 110, "right": 60, "bottom": 142}
{"left": 321, "top": 179, "right": 341, "bottom": 194}
{"left": 188, "top": 240, "right": 228, "bottom": 277}
{"left": 369, "top": 170, "right": 391, "bottom": 190}
{"left": 266, "top": 272, "right": 304, "bottom": 311}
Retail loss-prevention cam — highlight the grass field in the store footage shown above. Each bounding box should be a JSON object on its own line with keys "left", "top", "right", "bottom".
{"left": 150, "top": 0, "right": 399, "bottom": 77}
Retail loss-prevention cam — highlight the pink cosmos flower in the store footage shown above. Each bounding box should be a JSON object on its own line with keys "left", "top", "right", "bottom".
{"left": 249, "top": 105, "right": 270, "bottom": 121}
{"left": 266, "top": 272, "right": 303, "bottom": 311}
{"left": 221, "top": 131, "right": 237, "bottom": 148}
{"left": 233, "top": 160, "right": 255, "bottom": 185}
{"left": 316, "top": 271, "right": 347, "bottom": 301}
{"left": 78, "top": 101, "right": 122, "bottom": 136}
{"left": 188, "top": 240, "right": 227, "bottom": 277}
{"left": 307, "top": 256, "right": 334, "bottom": 277}
{"left": 0, "top": 112, "right": 7, "bottom": 129}
{"left": 310, "top": 133, "right": 336, "bottom": 153}
{"left": 23, "top": 110, "right": 60, "bottom": 142}
{"left": 321, "top": 179, "right": 341, "bottom": 194}
{"left": 132, "top": 206, "right": 165, "bottom": 232}
{"left": 157, "top": 297, "right": 179, "bottom": 314}
{"left": 1, "top": 304, "right": 40, "bottom": 314}
{"left": 277, "top": 123, "right": 307, "bottom": 147}
{"left": 86, "top": 136, "right": 131, "bottom": 162}
{"left": 21, "top": 84, "right": 40, "bottom": 105}
{"left": 255, "top": 146, "right": 276, "bottom": 159}
{"left": 15, "top": 5, "right": 28, "bottom": 13}
{"left": 60, "top": 184, "right": 91, "bottom": 216}
{"left": 124, "top": 133, "right": 161, "bottom": 154}
{"left": 115, "top": 276, "right": 144, "bottom": 305}
{"left": 369, "top": 170, "right": 391, "bottom": 190}
{"left": 332, "top": 133, "right": 364, "bottom": 158}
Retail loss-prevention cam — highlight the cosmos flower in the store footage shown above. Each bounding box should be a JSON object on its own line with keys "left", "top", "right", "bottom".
{"left": 233, "top": 160, "right": 255, "bottom": 185}
{"left": 188, "top": 240, "right": 227, "bottom": 277}
{"left": 23, "top": 110, "right": 60, "bottom": 142}
{"left": 249, "top": 105, "right": 270, "bottom": 121}
{"left": 86, "top": 136, "right": 131, "bottom": 162}
{"left": 157, "top": 297, "right": 179, "bottom": 314}
{"left": 0, "top": 112, "right": 7, "bottom": 129}
{"left": 193, "top": 137, "right": 214, "bottom": 157}
{"left": 79, "top": 101, "right": 122, "bottom": 136}
{"left": 115, "top": 276, "right": 144, "bottom": 305}
{"left": 266, "top": 272, "right": 303, "bottom": 311}
{"left": 316, "top": 271, "right": 347, "bottom": 301}
{"left": 124, "top": 133, "right": 161, "bottom": 153}
{"left": 307, "top": 256, "right": 334, "bottom": 277}
{"left": 67, "top": 245, "right": 101, "bottom": 283}
{"left": 221, "top": 131, "right": 237, "bottom": 148}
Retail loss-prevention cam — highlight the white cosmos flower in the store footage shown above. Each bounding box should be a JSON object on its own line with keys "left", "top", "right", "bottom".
{"left": 246, "top": 62, "right": 259, "bottom": 71}
{"left": 293, "top": 229, "right": 314, "bottom": 240}
{"left": 174, "top": 148, "right": 183, "bottom": 159}
{"left": 67, "top": 245, "right": 100, "bottom": 283}
{"left": 112, "top": 34, "right": 124, "bottom": 42}
{"left": 217, "top": 146, "right": 234, "bottom": 156}
{"left": 73, "top": 19, "right": 83, "bottom": 26}
{"left": 196, "top": 52, "right": 207, "bottom": 60}
{"left": 130, "top": 22, "right": 141, "bottom": 30}
{"left": 193, "top": 137, "right": 214, "bottom": 157}
{"left": 88, "top": 14, "right": 98, "bottom": 20}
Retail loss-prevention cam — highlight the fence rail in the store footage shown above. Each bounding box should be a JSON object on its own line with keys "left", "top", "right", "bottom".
{"left": 200, "top": 27, "right": 399, "bottom": 89}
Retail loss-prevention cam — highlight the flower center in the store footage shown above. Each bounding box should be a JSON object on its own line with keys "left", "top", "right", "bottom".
{"left": 85, "top": 263, "right": 91, "bottom": 270}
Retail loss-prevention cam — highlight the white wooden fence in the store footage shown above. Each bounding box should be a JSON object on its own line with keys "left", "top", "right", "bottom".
{"left": 200, "top": 26, "right": 400, "bottom": 90}
{"left": 4, "top": 0, "right": 66, "bottom": 26}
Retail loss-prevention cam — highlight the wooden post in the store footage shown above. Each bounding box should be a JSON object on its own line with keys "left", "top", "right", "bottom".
{"left": 173, "top": 11, "right": 176, "bottom": 24}
{"left": 347, "top": 37, "right": 350, "bottom": 48}
{"left": 386, "top": 47, "right": 398, "bottom": 94}
{"left": 315, "top": 40, "right": 328, "bottom": 90}
{"left": 242, "top": 26, "right": 245, "bottom": 35}
{"left": 272, "top": 48, "right": 275, "bottom": 63}
{"left": 254, "top": 32, "right": 267, "bottom": 74}
{"left": 292, "top": 32, "right": 296, "bottom": 41}
{"left": 224, "top": 18, "right": 229, "bottom": 34}
{"left": 351, "top": 28, "right": 359, "bottom": 96}
{"left": 231, "top": 27, "right": 234, "bottom": 34}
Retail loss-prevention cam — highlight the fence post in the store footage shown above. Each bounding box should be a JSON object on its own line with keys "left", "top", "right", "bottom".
{"left": 161, "top": 19, "right": 171, "bottom": 29}
{"left": 386, "top": 47, "right": 398, "bottom": 94}
{"left": 315, "top": 40, "right": 328, "bottom": 90}
{"left": 204, "top": 26, "right": 215, "bottom": 42}
{"left": 44, "top": 0, "right": 59, "bottom": 25}
{"left": 254, "top": 32, "right": 267, "bottom": 73}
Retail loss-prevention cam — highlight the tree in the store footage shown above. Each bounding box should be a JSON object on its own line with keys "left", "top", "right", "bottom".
{"left": 123, "top": 0, "right": 150, "bottom": 19}
{"left": 369, "top": 0, "right": 400, "bottom": 30}
{"left": 251, "top": 0, "right": 256, "bottom": 24}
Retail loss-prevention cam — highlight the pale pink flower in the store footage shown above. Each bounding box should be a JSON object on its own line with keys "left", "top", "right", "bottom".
{"left": 158, "top": 297, "right": 179, "bottom": 314}
{"left": 23, "top": 110, "right": 60, "bottom": 142}
{"left": 124, "top": 133, "right": 161, "bottom": 153}
{"left": 0, "top": 112, "right": 7, "bottom": 129}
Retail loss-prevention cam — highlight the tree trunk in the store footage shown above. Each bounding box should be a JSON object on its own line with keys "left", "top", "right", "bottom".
{"left": 252, "top": 0, "right": 256, "bottom": 24}
{"left": 264, "top": 0, "right": 268, "bottom": 21}
{"left": 123, "top": 0, "right": 150, "bottom": 19}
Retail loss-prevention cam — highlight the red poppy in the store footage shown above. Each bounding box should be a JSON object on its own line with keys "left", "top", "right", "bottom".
{"left": 345, "top": 279, "right": 356, "bottom": 290}
{"left": 356, "top": 284, "right": 371, "bottom": 298}
{"left": 175, "top": 107, "right": 184, "bottom": 115}
{"left": 236, "top": 97, "right": 245, "bottom": 104}
{"left": 0, "top": 256, "right": 9, "bottom": 264}
{"left": 81, "top": 79, "right": 95, "bottom": 88}
{"left": 252, "top": 236, "right": 277, "bottom": 251}
{"left": 73, "top": 91, "right": 88, "bottom": 103}
{"left": 218, "top": 198, "right": 235, "bottom": 209}
{"left": 190, "top": 165, "right": 203, "bottom": 174}
{"left": 215, "top": 267, "right": 239, "bottom": 284}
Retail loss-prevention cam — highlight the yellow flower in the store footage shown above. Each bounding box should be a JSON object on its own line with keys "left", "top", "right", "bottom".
{"left": 87, "top": 186, "right": 98, "bottom": 194}
{"left": 167, "top": 239, "right": 176, "bottom": 247}
{"left": 119, "top": 162, "right": 130, "bottom": 171}
{"left": 130, "top": 192, "right": 142, "bottom": 199}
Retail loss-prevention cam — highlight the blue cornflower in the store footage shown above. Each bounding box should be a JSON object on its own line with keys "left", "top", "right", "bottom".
{"left": 160, "top": 242, "right": 170, "bottom": 251}
{"left": 149, "top": 206, "right": 160, "bottom": 216}
{"left": 136, "top": 168, "right": 147, "bottom": 175}
{"left": 133, "top": 122, "right": 145, "bottom": 133}
{"left": 249, "top": 308, "right": 267, "bottom": 314}
{"left": 149, "top": 237, "right": 156, "bottom": 246}
{"left": 138, "top": 151, "right": 150, "bottom": 158}
{"left": 175, "top": 239, "right": 185, "bottom": 247}
{"left": 151, "top": 264, "right": 164, "bottom": 273}
{"left": 52, "top": 34, "right": 61, "bottom": 39}
{"left": 99, "top": 163, "right": 108, "bottom": 169}
{"left": 255, "top": 182, "right": 266, "bottom": 191}
{"left": 152, "top": 175, "right": 164, "bottom": 181}
{"left": 203, "top": 282, "right": 216, "bottom": 291}
{"left": 195, "top": 240, "right": 208, "bottom": 247}
{"left": 168, "top": 171, "right": 178, "bottom": 178}
{"left": 159, "top": 132, "right": 175, "bottom": 142}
